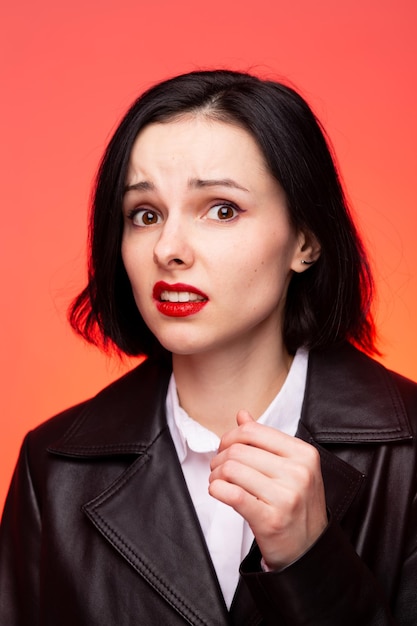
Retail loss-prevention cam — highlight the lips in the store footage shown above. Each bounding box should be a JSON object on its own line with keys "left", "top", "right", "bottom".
{"left": 153, "top": 282, "right": 208, "bottom": 317}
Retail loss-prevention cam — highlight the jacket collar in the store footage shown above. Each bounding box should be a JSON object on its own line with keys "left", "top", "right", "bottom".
{"left": 50, "top": 359, "right": 231, "bottom": 625}
{"left": 49, "top": 358, "right": 172, "bottom": 457}
{"left": 298, "top": 342, "right": 412, "bottom": 443}
{"left": 50, "top": 342, "right": 412, "bottom": 458}
{"left": 47, "top": 344, "right": 413, "bottom": 625}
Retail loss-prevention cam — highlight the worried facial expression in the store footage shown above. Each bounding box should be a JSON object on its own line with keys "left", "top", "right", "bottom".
{"left": 122, "top": 116, "right": 308, "bottom": 357}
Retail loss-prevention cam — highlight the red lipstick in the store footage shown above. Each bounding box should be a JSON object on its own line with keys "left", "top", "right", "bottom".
{"left": 153, "top": 282, "right": 208, "bottom": 317}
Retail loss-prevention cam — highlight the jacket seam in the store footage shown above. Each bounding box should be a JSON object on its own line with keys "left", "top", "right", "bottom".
{"left": 88, "top": 507, "right": 209, "bottom": 626}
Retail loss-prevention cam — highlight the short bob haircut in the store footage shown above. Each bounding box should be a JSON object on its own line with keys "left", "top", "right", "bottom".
{"left": 69, "top": 69, "right": 377, "bottom": 357}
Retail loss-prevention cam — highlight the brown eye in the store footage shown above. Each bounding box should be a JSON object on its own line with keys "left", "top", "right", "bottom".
{"left": 131, "top": 209, "right": 162, "bottom": 226}
{"left": 218, "top": 206, "right": 235, "bottom": 219}
{"left": 207, "top": 203, "right": 240, "bottom": 221}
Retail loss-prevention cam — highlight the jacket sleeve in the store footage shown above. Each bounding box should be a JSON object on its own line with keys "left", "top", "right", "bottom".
{"left": 240, "top": 516, "right": 405, "bottom": 626}
{"left": 0, "top": 435, "right": 42, "bottom": 626}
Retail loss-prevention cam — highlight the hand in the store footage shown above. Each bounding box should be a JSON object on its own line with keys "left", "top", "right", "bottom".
{"left": 208, "top": 409, "right": 328, "bottom": 570}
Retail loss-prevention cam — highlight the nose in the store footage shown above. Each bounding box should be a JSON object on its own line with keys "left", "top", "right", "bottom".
{"left": 153, "top": 217, "right": 194, "bottom": 269}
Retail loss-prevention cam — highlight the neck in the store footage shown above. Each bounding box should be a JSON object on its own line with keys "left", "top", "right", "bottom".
{"left": 172, "top": 338, "right": 293, "bottom": 438}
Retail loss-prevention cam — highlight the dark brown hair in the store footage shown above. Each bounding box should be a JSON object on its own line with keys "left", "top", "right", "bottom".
{"left": 69, "top": 69, "right": 377, "bottom": 357}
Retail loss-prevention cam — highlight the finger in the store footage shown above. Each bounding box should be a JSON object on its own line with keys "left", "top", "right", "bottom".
{"left": 217, "top": 419, "right": 312, "bottom": 460}
{"left": 236, "top": 408, "right": 255, "bottom": 426}
{"left": 209, "top": 464, "right": 302, "bottom": 527}
{"left": 208, "top": 463, "right": 276, "bottom": 515}
{"left": 209, "top": 454, "right": 291, "bottom": 505}
{"left": 208, "top": 476, "right": 266, "bottom": 519}
{"left": 210, "top": 452, "right": 316, "bottom": 505}
{"left": 210, "top": 441, "right": 287, "bottom": 476}
{"left": 210, "top": 473, "right": 328, "bottom": 571}
{"left": 211, "top": 437, "right": 323, "bottom": 498}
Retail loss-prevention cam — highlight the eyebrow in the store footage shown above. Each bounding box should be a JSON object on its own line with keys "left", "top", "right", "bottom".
{"left": 124, "top": 181, "right": 156, "bottom": 193}
{"left": 123, "top": 178, "right": 249, "bottom": 194}
{"left": 189, "top": 178, "right": 249, "bottom": 192}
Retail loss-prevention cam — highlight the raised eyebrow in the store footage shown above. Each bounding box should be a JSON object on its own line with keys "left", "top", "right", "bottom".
{"left": 123, "top": 178, "right": 250, "bottom": 194}
{"left": 189, "top": 178, "right": 249, "bottom": 192}
{"left": 124, "top": 181, "right": 155, "bottom": 194}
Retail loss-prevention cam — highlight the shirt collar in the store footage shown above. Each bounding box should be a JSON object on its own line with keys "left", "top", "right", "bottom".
{"left": 166, "top": 348, "right": 309, "bottom": 464}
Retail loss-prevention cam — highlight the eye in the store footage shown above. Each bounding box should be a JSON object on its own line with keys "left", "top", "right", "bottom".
{"left": 206, "top": 202, "right": 240, "bottom": 222}
{"left": 128, "top": 209, "right": 162, "bottom": 227}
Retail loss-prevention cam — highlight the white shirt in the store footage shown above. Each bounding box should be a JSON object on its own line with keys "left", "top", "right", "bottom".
{"left": 165, "top": 348, "right": 309, "bottom": 609}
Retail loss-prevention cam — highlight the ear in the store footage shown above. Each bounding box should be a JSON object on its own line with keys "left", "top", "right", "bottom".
{"left": 291, "top": 230, "right": 321, "bottom": 273}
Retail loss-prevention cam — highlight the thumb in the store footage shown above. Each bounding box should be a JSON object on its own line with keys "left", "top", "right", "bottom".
{"left": 236, "top": 409, "right": 255, "bottom": 426}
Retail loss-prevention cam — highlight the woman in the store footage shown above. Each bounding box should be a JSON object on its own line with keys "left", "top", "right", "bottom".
{"left": 1, "top": 70, "right": 416, "bottom": 625}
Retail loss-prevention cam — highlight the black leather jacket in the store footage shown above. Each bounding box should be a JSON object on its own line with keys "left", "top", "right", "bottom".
{"left": 1, "top": 343, "right": 416, "bottom": 625}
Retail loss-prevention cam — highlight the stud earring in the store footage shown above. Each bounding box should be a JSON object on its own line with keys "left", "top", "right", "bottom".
{"left": 301, "top": 259, "right": 315, "bottom": 265}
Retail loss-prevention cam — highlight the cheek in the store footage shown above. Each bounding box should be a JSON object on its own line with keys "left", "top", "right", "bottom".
{"left": 243, "top": 241, "right": 296, "bottom": 293}
{"left": 121, "top": 233, "right": 148, "bottom": 270}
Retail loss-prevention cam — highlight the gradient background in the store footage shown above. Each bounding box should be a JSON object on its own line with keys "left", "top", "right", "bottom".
{"left": 1, "top": 0, "right": 416, "bottom": 512}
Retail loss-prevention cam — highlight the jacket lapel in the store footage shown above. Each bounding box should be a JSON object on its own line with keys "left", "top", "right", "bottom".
{"left": 299, "top": 342, "right": 412, "bottom": 444}
{"left": 296, "top": 420, "right": 366, "bottom": 522}
{"left": 50, "top": 359, "right": 229, "bottom": 625}
{"left": 296, "top": 343, "right": 412, "bottom": 522}
{"left": 83, "top": 427, "right": 229, "bottom": 625}
{"left": 49, "top": 344, "right": 414, "bottom": 624}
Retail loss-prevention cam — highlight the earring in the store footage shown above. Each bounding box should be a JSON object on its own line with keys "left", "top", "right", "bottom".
{"left": 301, "top": 259, "right": 315, "bottom": 265}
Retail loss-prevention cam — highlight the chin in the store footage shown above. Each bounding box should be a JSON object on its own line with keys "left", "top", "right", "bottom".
{"left": 160, "top": 342, "right": 204, "bottom": 357}
{"left": 156, "top": 332, "right": 215, "bottom": 357}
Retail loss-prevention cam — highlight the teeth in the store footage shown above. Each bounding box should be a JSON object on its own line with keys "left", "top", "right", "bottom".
{"left": 160, "top": 290, "right": 205, "bottom": 303}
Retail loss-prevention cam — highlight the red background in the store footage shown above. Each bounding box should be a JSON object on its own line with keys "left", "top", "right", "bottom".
{"left": 1, "top": 0, "right": 416, "bottom": 511}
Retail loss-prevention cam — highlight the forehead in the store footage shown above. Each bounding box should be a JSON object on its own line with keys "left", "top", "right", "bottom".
{"left": 126, "top": 116, "right": 269, "bottom": 183}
